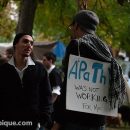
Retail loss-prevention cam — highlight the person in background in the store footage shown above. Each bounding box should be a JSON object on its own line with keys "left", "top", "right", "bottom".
{"left": 127, "top": 71, "right": 130, "bottom": 88}
{"left": 0, "top": 54, "right": 8, "bottom": 65}
{"left": 52, "top": 10, "right": 126, "bottom": 130}
{"left": 0, "top": 33, "right": 53, "bottom": 130}
{"left": 42, "top": 52, "right": 62, "bottom": 129}
{"left": 5, "top": 47, "right": 14, "bottom": 60}
{"left": 123, "top": 71, "right": 130, "bottom": 104}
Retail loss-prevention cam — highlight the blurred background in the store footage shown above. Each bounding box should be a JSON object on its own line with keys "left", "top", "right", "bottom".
{"left": 0, "top": 1, "right": 130, "bottom": 129}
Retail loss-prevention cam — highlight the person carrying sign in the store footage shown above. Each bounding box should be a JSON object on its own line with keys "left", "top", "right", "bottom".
{"left": 52, "top": 10, "right": 126, "bottom": 130}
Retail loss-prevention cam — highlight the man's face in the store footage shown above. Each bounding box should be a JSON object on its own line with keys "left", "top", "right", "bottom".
{"left": 42, "top": 56, "right": 51, "bottom": 69}
{"left": 69, "top": 22, "right": 79, "bottom": 39}
{"left": 15, "top": 35, "right": 33, "bottom": 57}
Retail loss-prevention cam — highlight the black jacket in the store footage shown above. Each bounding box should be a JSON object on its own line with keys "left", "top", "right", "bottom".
{"left": 55, "top": 39, "right": 106, "bottom": 126}
{"left": 0, "top": 61, "right": 53, "bottom": 128}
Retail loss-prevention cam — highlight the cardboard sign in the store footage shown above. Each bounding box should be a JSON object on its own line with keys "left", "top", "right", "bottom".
{"left": 66, "top": 55, "right": 118, "bottom": 116}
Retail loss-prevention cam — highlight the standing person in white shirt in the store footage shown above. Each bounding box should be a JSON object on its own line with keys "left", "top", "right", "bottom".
{"left": 43, "top": 52, "right": 62, "bottom": 129}
{"left": 0, "top": 33, "right": 53, "bottom": 130}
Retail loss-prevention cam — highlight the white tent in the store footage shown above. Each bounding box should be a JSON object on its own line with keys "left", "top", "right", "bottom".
{"left": 33, "top": 41, "right": 56, "bottom": 60}
{"left": 0, "top": 41, "right": 56, "bottom": 60}
{"left": 0, "top": 43, "right": 13, "bottom": 55}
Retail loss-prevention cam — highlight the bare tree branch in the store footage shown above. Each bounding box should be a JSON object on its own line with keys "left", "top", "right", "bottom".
{"left": 77, "top": 0, "right": 88, "bottom": 10}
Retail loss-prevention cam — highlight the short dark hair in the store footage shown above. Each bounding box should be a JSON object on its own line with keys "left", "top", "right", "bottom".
{"left": 13, "top": 33, "right": 33, "bottom": 49}
{"left": 43, "top": 52, "right": 56, "bottom": 64}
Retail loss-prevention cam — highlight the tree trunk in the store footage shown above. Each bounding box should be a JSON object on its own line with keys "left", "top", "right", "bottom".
{"left": 16, "top": 0, "right": 38, "bottom": 35}
{"left": 77, "top": 0, "right": 88, "bottom": 10}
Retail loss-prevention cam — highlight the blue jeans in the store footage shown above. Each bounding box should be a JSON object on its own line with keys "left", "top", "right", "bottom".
{"left": 61, "top": 123, "right": 105, "bottom": 130}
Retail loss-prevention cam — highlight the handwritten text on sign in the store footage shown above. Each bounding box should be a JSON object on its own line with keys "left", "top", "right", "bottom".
{"left": 66, "top": 55, "right": 118, "bottom": 116}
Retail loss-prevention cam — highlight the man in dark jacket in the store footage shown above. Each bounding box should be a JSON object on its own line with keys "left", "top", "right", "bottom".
{"left": 43, "top": 52, "right": 62, "bottom": 129}
{"left": 0, "top": 33, "right": 53, "bottom": 130}
{"left": 52, "top": 10, "right": 125, "bottom": 130}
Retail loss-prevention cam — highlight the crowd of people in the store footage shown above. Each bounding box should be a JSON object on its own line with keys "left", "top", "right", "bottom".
{"left": 0, "top": 9, "right": 128, "bottom": 130}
